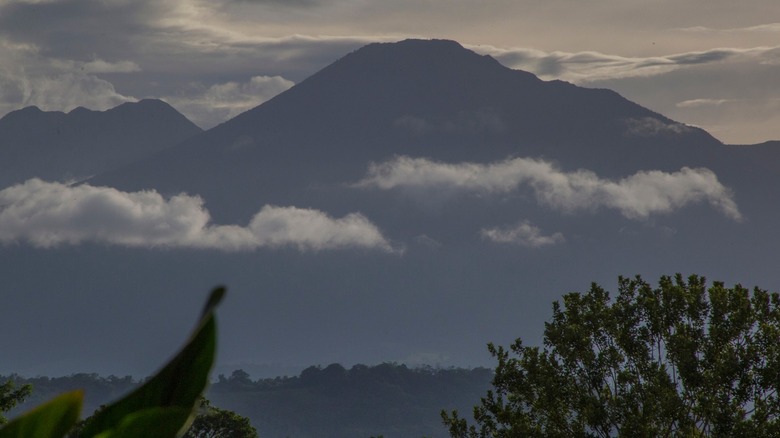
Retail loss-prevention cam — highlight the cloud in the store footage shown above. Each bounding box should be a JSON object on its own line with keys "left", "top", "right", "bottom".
{"left": 0, "top": 37, "right": 136, "bottom": 115}
{"left": 244, "top": 205, "right": 396, "bottom": 252}
{"left": 481, "top": 221, "right": 564, "bottom": 248}
{"left": 356, "top": 156, "right": 742, "bottom": 221}
{"left": 676, "top": 99, "right": 731, "bottom": 108}
{"left": 48, "top": 57, "right": 142, "bottom": 75}
{"left": 678, "top": 23, "right": 780, "bottom": 33}
{"left": 224, "top": 0, "right": 321, "bottom": 5}
{"left": 19, "top": 73, "right": 135, "bottom": 112}
{"left": 164, "top": 75, "right": 294, "bottom": 128}
{"left": 0, "top": 179, "right": 395, "bottom": 252}
{"left": 81, "top": 59, "right": 142, "bottom": 74}
{"left": 668, "top": 97, "right": 780, "bottom": 144}
{"left": 623, "top": 117, "right": 693, "bottom": 136}
{"left": 471, "top": 44, "right": 775, "bottom": 82}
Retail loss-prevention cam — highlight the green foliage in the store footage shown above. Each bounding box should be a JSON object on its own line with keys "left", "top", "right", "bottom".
{"left": 182, "top": 398, "right": 258, "bottom": 438}
{"left": 0, "top": 391, "right": 82, "bottom": 438}
{"left": 0, "top": 287, "right": 225, "bottom": 438}
{"left": 0, "top": 380, "right": 32, "bottom": 425}
{"left": 443, "top": 274, "right": 780, "bottom": 437}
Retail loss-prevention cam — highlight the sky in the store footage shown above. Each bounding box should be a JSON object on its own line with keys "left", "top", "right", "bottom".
{"left": 1, "top": 0, "right": 779, "bottom": 144}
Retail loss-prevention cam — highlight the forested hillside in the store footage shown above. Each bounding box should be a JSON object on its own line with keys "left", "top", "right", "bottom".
{"left": 3, "top": 363, "right": 491, "bottom": 438}
{"left": 209, "top": 364, "right": 492, "bottom": 438}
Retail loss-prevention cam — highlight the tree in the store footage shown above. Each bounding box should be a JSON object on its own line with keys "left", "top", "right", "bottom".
{"left": 0, "top": 379, "right": 32, "bottom": 424}
{"left": 182, "top": 398, "right": 258, "bottom": 438}
{"left": 443, "top": 274, "right": 780, "bottom": 437}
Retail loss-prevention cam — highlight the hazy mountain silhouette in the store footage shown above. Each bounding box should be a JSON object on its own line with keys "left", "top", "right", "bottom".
{"left": 0, "top": 99, "right": 202, "bottom": 188}
{"left": 91, "top": 39, "right": 723, "bottom": 222}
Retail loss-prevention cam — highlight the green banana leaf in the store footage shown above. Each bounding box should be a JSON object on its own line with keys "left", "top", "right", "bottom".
{"left": 79, "top": 286, "right": 224, "bottom": 437}
{"left": 0, "top": 390, "right": 82, "bottom": 438}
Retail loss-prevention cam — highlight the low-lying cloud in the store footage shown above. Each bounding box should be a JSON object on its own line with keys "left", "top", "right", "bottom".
{"left": 481, "top": 221, "right": 565, "bottom": 247}
{"left": 0, "top": 179, "right": 395, "bottom": 252}
{"left": 356, "top": 156, "right": 742, "bottom": 221}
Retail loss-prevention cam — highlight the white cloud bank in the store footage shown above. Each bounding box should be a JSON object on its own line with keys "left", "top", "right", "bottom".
{"left": 481, "top": 221, "right": 565, "bottom": 248}
{"left": 0, "top": 179, "right": 395, "bottom": 252}
{"left": 356, "top": 156, "right": 741, "bottom": 221}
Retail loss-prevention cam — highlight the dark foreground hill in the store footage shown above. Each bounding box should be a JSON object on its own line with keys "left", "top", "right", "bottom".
{"left": 0, "top": 99, "right": 202, "bottom": 188}
{"left": 4, "top": 364, "right": 492, "bottom": 438}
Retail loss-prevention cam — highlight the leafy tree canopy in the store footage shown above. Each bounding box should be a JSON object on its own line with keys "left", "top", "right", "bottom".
{"left": 0, "top": 380, "right": 32, "bottom": 425}
{"left": 182, "top": 398, "right": 258, "bottom": 438}
{"left": 443, "top": 274, "right": 780, "bottom": 437}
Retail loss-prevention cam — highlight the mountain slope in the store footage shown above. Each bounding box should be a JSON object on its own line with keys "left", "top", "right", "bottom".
{"left": 91, "top": 39, "right": 722, "bottom": 222}
{"left": 0, "top": 99, "right": 202, "bottom": 188}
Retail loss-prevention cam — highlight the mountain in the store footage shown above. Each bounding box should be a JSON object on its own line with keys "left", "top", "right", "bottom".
{"left": 91, "top": 39, "right": 723, "bottom": 222}
{"left": 0, "top": 99, "right": 202, "bottom": 188}
{"left": 4, "top": 39, "right": 780, "bottom": 383}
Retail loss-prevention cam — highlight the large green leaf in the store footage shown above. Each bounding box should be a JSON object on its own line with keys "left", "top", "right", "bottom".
{"left": 0, "top": 390, "right": 82, "bottom": 438}
{"left": 93, "top": 407, "right": 192, "bottom": 438}
{"left": 79, "top": 287, "right": 225, "bottom": 437}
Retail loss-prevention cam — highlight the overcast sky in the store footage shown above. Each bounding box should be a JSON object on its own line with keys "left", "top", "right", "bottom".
{"left": 1, "top": 0, "right": 779, "bottom": 144}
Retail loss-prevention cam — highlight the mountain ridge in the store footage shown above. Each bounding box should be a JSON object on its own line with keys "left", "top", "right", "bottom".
{"left": 89, "top": 39, "right": 725, "bottom": 223}
{"left": 0, "top": 99, "right": 202, "bottom": 188}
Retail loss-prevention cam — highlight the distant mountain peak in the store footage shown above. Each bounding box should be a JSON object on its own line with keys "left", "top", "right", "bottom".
{"left": 1, "top": 99, "right": 185, "bottom": 123}
{"left": 115, "top": 98, "right": 176, "bottom": 111}
{"left": 351, "top": 38, "right": 491, "bottom": 60}
{"left": 0, "top": 105, "right": 45, "bottom": 124}
{"left": 90, "top": 38, "right": 726, "bottom": 224}
{"left": 354, "top": 38, "right": 472, "bottom": 57}
{"left": 17, "top": 105, "right": 44, "bottom": 114}
{"left": 68, "top": 106, "right": 92, "bottom": 114}
{"left": 0, "top": 99, "right": 203, "bottom": 188}
{"left": 315, "top": 38, "right": 536, "bottom": 84}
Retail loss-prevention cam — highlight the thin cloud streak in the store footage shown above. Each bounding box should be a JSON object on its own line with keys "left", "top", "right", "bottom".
{"left": 0, "top": 179, "right": 396, "bottom": 252}
{"left": 676, "top": 99, "right": 731, "bottom": 108}
{"left": 356, "top": 156, "right": 742, "bottom": 221}
{"left": 678, "top": 23, "right": 780, "bottom": 33}
{"left": 471, "top": 44, "right": 777, "bottom": 82}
